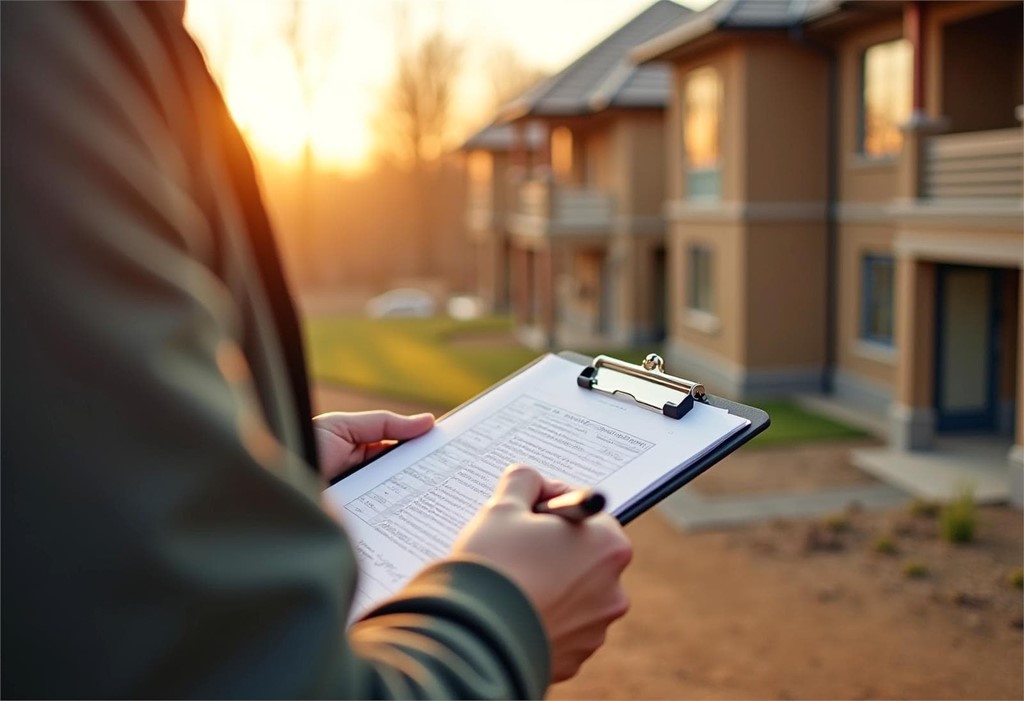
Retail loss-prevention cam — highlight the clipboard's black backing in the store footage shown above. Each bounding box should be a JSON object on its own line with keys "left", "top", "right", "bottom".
{"left": 558, "top": 351, "right": 770, "bottom": 525}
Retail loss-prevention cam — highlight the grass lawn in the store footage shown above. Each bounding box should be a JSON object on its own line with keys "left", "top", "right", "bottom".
{"left": 304, "top": 316, "right": 543, "bottom": 409}
{"left": 304, "top": 315, "right": 866, "bottom": 446}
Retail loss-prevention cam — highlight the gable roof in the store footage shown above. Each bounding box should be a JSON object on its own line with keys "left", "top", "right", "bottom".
{"left": 500, "top": 0, "right": 693, "bottom": 121}
{"left": 458, "top": 120, "right": 547, "bottom": 152}
{"left": 632, "top": 0, "right": 842, "bottom": 62}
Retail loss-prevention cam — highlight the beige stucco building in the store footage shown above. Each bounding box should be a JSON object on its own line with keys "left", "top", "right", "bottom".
{"left": 634, "top": 0, "right": 1023, "bottom": 502}
{"left": 464, "top": 1, "right": 692, "bottom": 348}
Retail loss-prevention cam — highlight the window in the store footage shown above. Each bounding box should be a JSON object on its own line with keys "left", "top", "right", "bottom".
{"left": 683, "top": 67, "right": 722, "bottom": 199}
{"left": 688, "top": 246, "right": 714, "bottom": 313}
{"left": 860, "top": 39, "right": 912, "bottom": 157}
{"left": 861, "top": 255, "right": 895, "bottom": 345}
{"left": 550, "top": 126, "right": 573, "bottom": 183}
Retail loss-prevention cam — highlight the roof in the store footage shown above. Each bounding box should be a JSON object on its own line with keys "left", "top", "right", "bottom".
{"left": 632, "top": 0, "right": 843, "bottom": 63}
{"left": 458, "top": 121, "right": 547, "bottom": 152}
{"left": 500, "top": 0, "right": 693, "bottom": 120}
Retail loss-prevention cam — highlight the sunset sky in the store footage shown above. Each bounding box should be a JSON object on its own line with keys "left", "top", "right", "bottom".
{"left": 184, "top": 0, "right": 712, "bottom": 172}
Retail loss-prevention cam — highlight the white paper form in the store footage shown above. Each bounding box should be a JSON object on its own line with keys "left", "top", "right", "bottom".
{"left": 324, "top": 354, "right": 749, "bottom": 618}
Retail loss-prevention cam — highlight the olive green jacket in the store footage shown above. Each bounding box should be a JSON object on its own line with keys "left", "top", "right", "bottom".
{"left": 0, "top": 3, "right": 548, "bottom": 697}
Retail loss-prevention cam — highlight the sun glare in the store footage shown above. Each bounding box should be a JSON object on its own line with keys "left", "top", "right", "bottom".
{"left": 184, "top": 1, "right": 372, "bottom": 172}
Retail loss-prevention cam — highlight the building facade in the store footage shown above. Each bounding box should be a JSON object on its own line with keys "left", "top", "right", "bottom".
{"left": 470, "top": 0, "right": 692, "bottom": 348}
{"left": 635, "top": 0, "right": 1023, "bottom": 501}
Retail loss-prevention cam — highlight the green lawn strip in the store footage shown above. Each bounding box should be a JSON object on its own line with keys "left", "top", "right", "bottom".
{"left": 749, "top": 400, "right": 867, "bottom": 448}
{"left": 305, "top": 316, "right": 540, "bottom": 408}
{"left": 304, "top": 316, "right": 866, "bottom": 446}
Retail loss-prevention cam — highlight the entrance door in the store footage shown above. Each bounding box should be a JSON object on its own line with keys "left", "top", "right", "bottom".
{"left": 934, "top": 266, "right": 1000, "bottom": 431}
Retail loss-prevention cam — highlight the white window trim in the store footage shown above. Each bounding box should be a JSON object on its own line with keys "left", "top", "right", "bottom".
{"left": 682, "top": 308, "right": 721, "bottom": 335}
{"left": 852, "top": 339, "right": 898, "bottom": 366}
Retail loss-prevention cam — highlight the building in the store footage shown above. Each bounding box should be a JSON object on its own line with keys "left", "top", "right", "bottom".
{"left": 477, "top": 0, "right": 693, "bottom": 348}
{"left": 633, "top": 0, "right": 1023, "bottom": 502}
{"left": 461, "top": 121, "right": 546, "bottom": 314}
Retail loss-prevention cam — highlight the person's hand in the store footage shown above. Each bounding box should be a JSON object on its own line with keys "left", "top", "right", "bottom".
{"left": 313, "top": 411, "right": 434, "bottom": 481}
{"left": 451, "top": 464, "right": 633, "bottom": 683}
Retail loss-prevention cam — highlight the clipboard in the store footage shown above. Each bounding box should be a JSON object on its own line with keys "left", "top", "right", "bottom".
{"left": 342, "top": 350, "right": 770, "bottom": 526}
{"left": 329, "top": 350, "right": 770, "bottom": 616}
{"left": 558, "top": 350, "right": 769, "bottom": 525}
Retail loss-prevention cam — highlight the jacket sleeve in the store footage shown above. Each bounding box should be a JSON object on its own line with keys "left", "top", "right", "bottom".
{"left": 0, "top": 3, "right": 549, "bottom": 698}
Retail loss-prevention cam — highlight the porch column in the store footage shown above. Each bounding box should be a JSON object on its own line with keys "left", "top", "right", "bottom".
{"left": 905, "top": 1, "right": 926, "bottom": 117}
{"left": 890, "top": 256, "right": 937, "bottom": 450}
{"left": 1010, "top": 275, "right": 1024, "bottom": 507}
{"left": 509, "top": 244, "right": 529, "bottom": 326}
{"left": 537, "top": 244, "right": 556, "bottom": 347}
{"left": 536, "top": 122, "right": 552, "bottom": 178}
{"left": 511, "top": 122, "right": 526, "bottom": 169}
{"left": 897, "top": 1, "right": 944, "bottom": 202}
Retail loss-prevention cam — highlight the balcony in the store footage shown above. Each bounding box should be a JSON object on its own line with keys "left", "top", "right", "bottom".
{"left": 921, "top": 128, "right": 1022, "bottom": 201}
{"left": 508, "top": 177, "right": 614, "bottom": 239}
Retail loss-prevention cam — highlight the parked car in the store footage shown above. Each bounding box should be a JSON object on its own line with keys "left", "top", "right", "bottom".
{"left": 446, "top": 295, "right": 483, "bottom": 321}
{"left": 365, "top": 288, "right": 437, "bottom": 318}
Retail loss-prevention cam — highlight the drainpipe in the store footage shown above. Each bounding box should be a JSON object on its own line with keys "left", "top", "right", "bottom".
{"left": 788, "top": 26, "right": 839, "bottom": 395}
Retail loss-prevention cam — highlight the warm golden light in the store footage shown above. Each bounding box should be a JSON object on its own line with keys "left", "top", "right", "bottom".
{"left": 184, "top": 0, "right": 374, "bottom": 172}
{"left": 182, "top": 0, "right": 703, "bottom": 173}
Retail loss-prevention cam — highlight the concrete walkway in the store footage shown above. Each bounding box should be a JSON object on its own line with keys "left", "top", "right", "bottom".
{"left": 658, "top": 482, "right": 909, "bottom": 531}
{"left": 853, "top": 437, "right": 1013, "bottom": 504}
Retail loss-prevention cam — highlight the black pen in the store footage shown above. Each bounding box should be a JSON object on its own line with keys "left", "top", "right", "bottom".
{"left": 533, "top": 488, "right": 607, "bottom": 524}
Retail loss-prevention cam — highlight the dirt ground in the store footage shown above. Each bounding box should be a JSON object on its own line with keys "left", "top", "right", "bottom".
{"left": 314, "top": 384, "right": 1024, "bottom": 700}
{"left": 550, "top": 505, "right": 1023, "bottom": 701}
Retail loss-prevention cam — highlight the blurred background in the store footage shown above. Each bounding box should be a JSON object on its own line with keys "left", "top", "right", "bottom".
{"left": 184, "top": 1, "right": 1022, "bottom": 698}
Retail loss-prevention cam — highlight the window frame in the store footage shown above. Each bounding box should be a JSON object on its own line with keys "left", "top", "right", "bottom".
{"left": 687, "top": 245, "right": 714, "bottom": 315}
{"left": 860, "top": 254, "right": 896, "bottom": 347}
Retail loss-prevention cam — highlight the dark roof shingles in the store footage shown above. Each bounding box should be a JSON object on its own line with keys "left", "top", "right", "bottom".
{"left": 504, "top": 0, "right": 692, "bottom": 118}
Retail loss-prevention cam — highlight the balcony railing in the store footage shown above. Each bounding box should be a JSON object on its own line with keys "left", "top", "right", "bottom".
{"left": 921, "top": 128, "right": 1023, "bottom": 200}
{"left": 510, "top": 178, "right": 614, "bottom": 237}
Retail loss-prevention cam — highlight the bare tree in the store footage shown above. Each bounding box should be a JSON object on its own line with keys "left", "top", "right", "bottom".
{"left": 281, "top": 0, "right": 338, "bottom": 288}
{"left": 374, "top": 13, "right": 464, "bottom": 277}
{"left": 375, "top": 13, "right": 464, "bottom": 171}
{"left": 485, "top": 44, "right": 549, "bottom": 112}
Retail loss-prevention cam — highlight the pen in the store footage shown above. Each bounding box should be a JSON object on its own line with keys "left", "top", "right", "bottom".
{"left": 533, "top": 488, "right": 607, "bottom": 524}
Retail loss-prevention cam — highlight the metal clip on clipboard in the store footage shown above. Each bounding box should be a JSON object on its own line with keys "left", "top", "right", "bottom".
{"left": 576, "top": 353, "right": 706, "bottom": 419}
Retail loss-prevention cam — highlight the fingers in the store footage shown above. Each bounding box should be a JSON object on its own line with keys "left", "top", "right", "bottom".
{"left": 314, "top": 411, "right": 434, "bottom": 445}
{"left": 537, "top": 478, "right": 575, "bottom": 502}
{"left": 491, "top": 464, "right": 545, "bottom": 509}
{"left": 492, "top": 464, "right": 579, "bottom": 509}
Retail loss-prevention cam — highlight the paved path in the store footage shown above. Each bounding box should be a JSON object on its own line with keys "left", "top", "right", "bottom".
{"left": 658, "top": 483, "right": 909, "bottom": 531}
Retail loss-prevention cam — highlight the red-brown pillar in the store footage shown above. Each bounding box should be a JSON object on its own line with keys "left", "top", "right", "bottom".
{"left": 904, "top": 1, "right": 926, "bottom": 114}
{"left": 509, "top": 244, "right": 529, "bottom": 326}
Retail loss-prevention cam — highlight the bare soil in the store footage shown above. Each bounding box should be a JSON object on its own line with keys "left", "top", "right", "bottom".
{"left": 550, "top": 506, "right": 1024, "bottom": 700}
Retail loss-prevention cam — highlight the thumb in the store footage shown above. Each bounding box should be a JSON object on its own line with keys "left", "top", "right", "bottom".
{"left": 492, "top": 464, "right": 544, "bottom": 509}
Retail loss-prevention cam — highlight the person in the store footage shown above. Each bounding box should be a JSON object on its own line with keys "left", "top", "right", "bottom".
{"left": 0, "top": 2, "right": 632, "bottom": 698}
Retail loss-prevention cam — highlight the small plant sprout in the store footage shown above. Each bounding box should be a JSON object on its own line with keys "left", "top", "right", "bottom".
{"left": 902, "top": 561, "right": 929, "bottom": 579}
{"left": 872, "top": 535, "right": 898, "bottom": 555}
{"left": 1008, "top": 568, "right": 1023, "bottom": 590}
{"left": 940, "top": 484, "right": 977, "bottom": 545}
